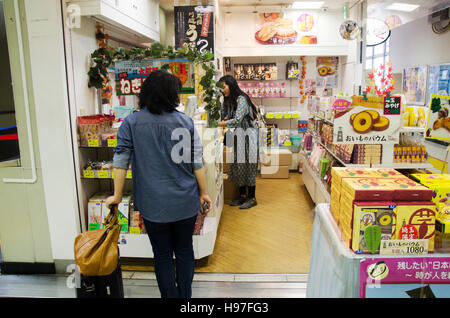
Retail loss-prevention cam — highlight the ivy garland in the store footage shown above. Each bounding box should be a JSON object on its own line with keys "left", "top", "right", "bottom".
{"left": 87, "top": 42, "right": 224, "bottom": 124}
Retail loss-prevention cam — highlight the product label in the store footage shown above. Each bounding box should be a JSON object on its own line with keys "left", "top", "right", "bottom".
{"left": 88, "top": 139, "right": 99, "bottom": 147}
{"left": 97, "top": 170, "right": 109, "bottom": 179}
{"left": 127, "top": 170, "right": 132, "bottom": 179}
{"left": 83, "top": 170, "right": 95, "bottom": 178}
{"left": 379, "top": 239, "right": 428, "bottom": 255}
{"left": 107, "top": 139, "right": 117, "bottom": 147}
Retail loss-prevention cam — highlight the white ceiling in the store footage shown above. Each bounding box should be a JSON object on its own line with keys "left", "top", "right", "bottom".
{"left": 159, "top": 0, "right": 359, "bottom": 12}
{"left": 160, "top": 0, "right": 449, "bottom": 16}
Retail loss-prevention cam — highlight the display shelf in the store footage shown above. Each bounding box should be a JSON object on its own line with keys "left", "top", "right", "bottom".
{"left": 300, "top": 153, "right": 330, "bottom": 204}
{"left": 314, "top": 137, "right": 433, "bottom": 169}
{"left": 399, "top": 126, "right": 425, "bottom": 133}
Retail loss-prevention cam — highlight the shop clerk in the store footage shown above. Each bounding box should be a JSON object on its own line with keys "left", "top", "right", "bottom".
{"left": 105, "top": 70, "right": 212, "bottom": 298}
{"left": 218, "top": 75, "right": 259, "bottom": 210}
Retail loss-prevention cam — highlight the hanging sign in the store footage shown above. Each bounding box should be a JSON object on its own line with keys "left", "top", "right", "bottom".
{"left": 174, "top": 5, "right": 214, "bottom": 59}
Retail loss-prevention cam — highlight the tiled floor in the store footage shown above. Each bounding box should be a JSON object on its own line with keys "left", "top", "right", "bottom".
{"left": 0, "top": 272, "right": 308, "bottom": 298}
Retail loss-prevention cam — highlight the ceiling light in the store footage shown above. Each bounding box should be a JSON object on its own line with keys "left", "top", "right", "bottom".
{"left": 386, "top": 2, "right": 420, "bottom": 12}
{"left": 291, "top": 1, "right": 324, "bottom": 9}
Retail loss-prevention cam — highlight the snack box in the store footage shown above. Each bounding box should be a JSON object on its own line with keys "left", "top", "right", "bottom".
{"left": 101, "top": 193, "right": 131, "bottom": 233}
{"left": 410, "top": 173, "right": 450, "bottom": 184}
{"left": 393, "top": 201, "right": 436, "bottom": 252}
{"left": 351, "top": 202, "right": 396, "bottom": 254}
{"left": 409, "top": 174, "right": 450, "bottom": 206}
{"left": 382, "top": 178, "right": 433, "bottom": 201}
{"left": 341, "top": 177, "right": 394, "bottom": 201}
{"left": 88, "top": 192, "right": 111, "bottom": 231}
{"left": 117, "top": 194, "right": 131, "bottom": 233}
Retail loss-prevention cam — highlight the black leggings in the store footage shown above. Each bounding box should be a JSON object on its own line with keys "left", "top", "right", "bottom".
{"left": 239, "top": 186, "right": 256, "bottom": 199}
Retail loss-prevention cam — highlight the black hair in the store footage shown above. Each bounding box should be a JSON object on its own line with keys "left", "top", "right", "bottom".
{"left": 138, "top": 69, "right": 182, "bottom": 114}
{"left": 219, "top": 75, "right": 258, "bottom": 119}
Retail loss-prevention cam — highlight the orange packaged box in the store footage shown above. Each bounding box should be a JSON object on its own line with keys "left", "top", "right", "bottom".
{"left": 341, "top": 177, "right": 394, "bottom": 201}
{"left": 382, "top": 178, "right": 433, "bottom": 201}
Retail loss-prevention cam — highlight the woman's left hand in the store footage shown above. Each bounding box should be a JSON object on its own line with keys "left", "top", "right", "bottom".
{"left": 218, "top": 121, "right": 227, "bottom": 127}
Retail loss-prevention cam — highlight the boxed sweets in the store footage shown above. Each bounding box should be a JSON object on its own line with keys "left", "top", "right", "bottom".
{"left": 392, "top": 202, "right": 436, "bottom": 252}
{"left": 88, "top": 192, "right": 110, "bottom": 231}
{"left": 351, "top": 202, "right": 396, "bottom": 254}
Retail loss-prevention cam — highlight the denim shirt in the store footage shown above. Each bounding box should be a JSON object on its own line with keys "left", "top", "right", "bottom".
{"left": 113, "top": 108, "right": 203, "bottom": 223}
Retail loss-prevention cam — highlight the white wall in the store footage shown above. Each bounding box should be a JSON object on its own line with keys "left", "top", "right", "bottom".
{"left": 390, "top": 15, "right": 450, "bottom": 73}
{"left": 24, "top": 0, "right": 80, "bottom": 262}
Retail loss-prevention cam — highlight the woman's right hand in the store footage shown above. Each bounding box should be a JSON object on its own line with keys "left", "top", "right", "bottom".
{"left": 200, "top": 193, "right": 212, "bottom": 215}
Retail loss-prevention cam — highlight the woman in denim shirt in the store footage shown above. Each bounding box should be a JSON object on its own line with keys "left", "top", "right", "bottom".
{"left": 105, "top": 70, "right": 211, "bottom": 298}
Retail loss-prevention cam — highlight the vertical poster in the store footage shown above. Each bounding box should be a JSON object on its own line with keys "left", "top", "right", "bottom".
{"left": 402, "top": 65, "right": 428, "bottom": 105}
{"left": 360, "top": 257, "right": 450, "bottom": 298}
{"left": 316, "top": 57, "right": 338, "bottom": 88}
{"left": 174, "top": 5, "right": 214, "bottom": 59}
{"left": 427, "top": 63, "right": 450, "bottom": 105}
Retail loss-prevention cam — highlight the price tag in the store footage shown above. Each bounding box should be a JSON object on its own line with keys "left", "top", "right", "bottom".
{"left": 284, "top": 113, "right": 292, "bottom": 119}
{"left": 284, "top": 141, "right": 292, "bottom": 147}
{"left": 107, "top": 139, "right": 117, "bottom": 147}
{"left": 127, "top": 170, "right": 132, "bottom": 179}
{"left": 129, "top": 227, "right": 141, "bottom": 235}
{"left": 83, "top": 170, "right": 95, "bottom": 178}
{"left": 266, "top": 114, "right": 274, "bottom": 119}
{"left": 275, "top": 114, "right": 283, "bottom": 119}
{"left": 98, "top": 170, "right": 109, "bottom": 179}
{"left": 292, "top": 113, "right": 299, "bottom": 118}
{"left": 88, "top": 139, "right": 99, "bottom": 147}
{"left": 379, "top": 239, "right": 428, "bottom": 255}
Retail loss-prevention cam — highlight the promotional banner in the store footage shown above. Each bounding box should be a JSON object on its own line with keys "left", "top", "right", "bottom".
{"left": 402, "top": 65, "right": 428, "bottom": 105}
{"left": 115, "top": 58, "right": 195, "bottom": 95}
{"left": 316, "top": 57, "right": 338, "bottom": 89}
{"left": 174, "top": 5, "right": 214, "bottom": 59}
{"left": 425, "top": 94, "right": 450, "bottom": 141}
{"left": 360, "top": 257, "right": 450, "bottom": 298}
{"left": 254, "top": 12, "right": 318, "bottom": 45}
{"left": 333, "top": 97, "right": 402, "bottom": 144}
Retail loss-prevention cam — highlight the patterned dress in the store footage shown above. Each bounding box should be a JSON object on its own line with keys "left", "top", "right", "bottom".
{"left": 223, "top": 96, "right": 259, "bottom": 187}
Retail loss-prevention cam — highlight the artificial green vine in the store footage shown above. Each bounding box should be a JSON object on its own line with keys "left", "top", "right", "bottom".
{"left": 87, "top": 42, "right": 224, "bottom": 124}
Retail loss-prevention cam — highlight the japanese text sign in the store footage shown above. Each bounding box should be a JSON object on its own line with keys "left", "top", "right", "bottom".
{"left": 175, "top": 5, "right": 214, "bottom": 59}
{"left": 360, "top": 257, "right": 450, "bottom": 298}
{"left": 115, "top": 59, "right": 195, "bottom": 95}
{"left": 384, "top": 96, "right": 401, "bottom": 115}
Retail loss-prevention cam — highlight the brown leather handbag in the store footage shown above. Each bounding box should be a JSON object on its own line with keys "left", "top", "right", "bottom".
{"left": 74, "top": 205, "right": 121, "bottom": 276}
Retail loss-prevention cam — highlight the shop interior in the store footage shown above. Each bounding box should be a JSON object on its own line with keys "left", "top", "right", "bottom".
{"left": 0, "top": 0, "right": 449, "bottom": 292}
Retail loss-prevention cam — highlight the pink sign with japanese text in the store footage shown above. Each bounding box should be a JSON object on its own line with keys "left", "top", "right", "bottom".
{"left": 360, "top": 257, "right": 450, "bottom": 298}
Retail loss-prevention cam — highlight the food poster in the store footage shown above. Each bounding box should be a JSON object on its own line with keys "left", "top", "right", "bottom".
{"left": 425, "top": 94, "right": 450, "bottom": 141}
{"left": 360, "top": 257, "right": 450, "bottom": 298}
{"left": 427, "top": 63, "right": 450, "bottom": 105}
{"left": 174, "top": 5, "right": 214, "bottom": 59}
{"left": 316, "top": 57, "right": 338, "bottom": 89}
{"left": 115, "top": 59, "right": 195, "bottom": 95}
{"left": 333, "top": 99, "right": 401, "bottom": 144}
{"left": 402, "top": 65, "right": 428, "bottom": 105}
{"left": 254, "top": 12, "right": 318, "bottom": 45}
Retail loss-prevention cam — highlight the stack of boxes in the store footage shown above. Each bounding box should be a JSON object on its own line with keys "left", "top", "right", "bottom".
{"left": 260, "top": 148, "right": 292, "bottom": 179}
{"left": 410, "top": 174, "right": 450, "bottom": 247}
{"left": 351, "top": 144, "right": 382, "bottom": 165}
{"left": 330, "top": 167, "right": 436, "bottom": 254}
